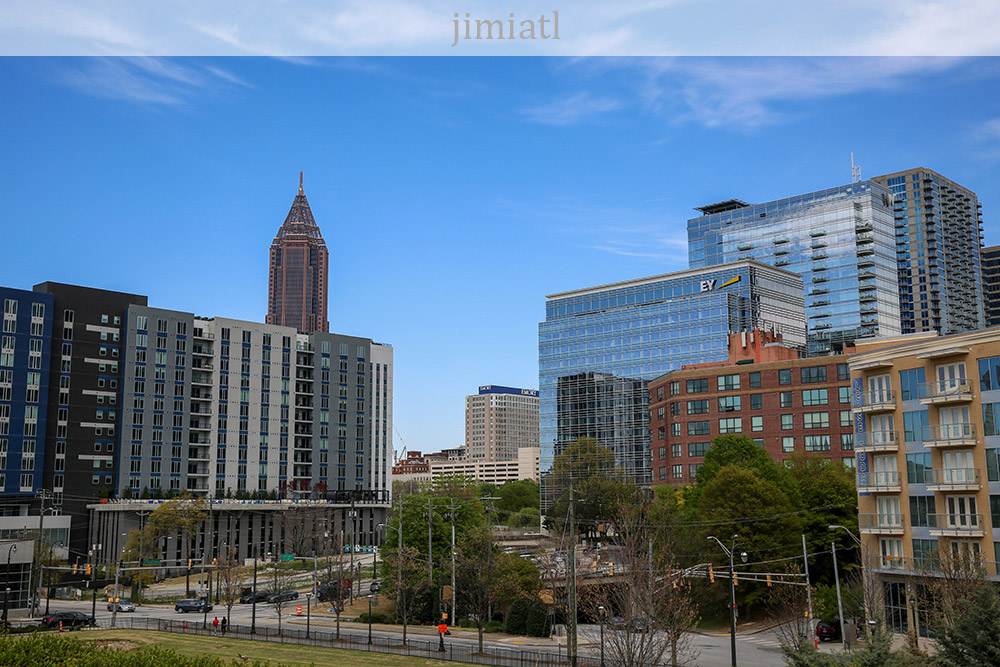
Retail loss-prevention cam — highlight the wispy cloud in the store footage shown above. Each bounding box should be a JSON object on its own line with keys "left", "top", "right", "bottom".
{"left": 520, "top": 91, "right": 623, "bottom": 126}
{"left": 54, "top": 57, "right": 253, "bottom": 106}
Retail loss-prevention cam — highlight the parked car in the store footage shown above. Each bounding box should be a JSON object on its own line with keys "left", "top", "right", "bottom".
{"left": 41, "top": 612, "right": 95, "bottom": 629}
{"left": 107, "top": 599, "right": 135, "bottom": 612}
{"left": 240, "top": 590, "right": 271, "bottom": 605}
{"left": 816, "top": 621, "right": 842, "bottom": 641}
{"left": 175, "top": 599, "right": 213, "bottom": 613}
{"left": 266, "top": 590, "right": 299, "bottom": 603}
{"left": 369, "top": 581, "right": 381, "bottom": 593}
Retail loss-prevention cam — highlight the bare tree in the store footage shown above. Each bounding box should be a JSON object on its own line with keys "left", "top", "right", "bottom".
{"left": 383, "top": 544, "right": 428, "bottom": 646}
{"left": 216, "top": 545, "right": 245, "bottom": 626}
{"left": 457, "top": 525, "right": 504, "bottom": 654}
{"left": 765, "top": 564, "right": 813, "bottom": 648}
{"left": 581, "top": 496, "right": 699, "bottom": 667}
{"left": 266, "top": 559, "right": 299, "bottom": 635}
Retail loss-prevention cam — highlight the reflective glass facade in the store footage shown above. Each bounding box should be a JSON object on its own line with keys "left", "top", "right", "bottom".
{"left": 538, "top": 260, "right": 805, "bottom": 503}
{"left": 688, "top": 181, "right": 901, "bottom": 355}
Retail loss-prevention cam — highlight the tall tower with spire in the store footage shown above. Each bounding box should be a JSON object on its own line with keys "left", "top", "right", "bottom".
{"left": 266, "top": 172, "right": 330, "bottom": 333}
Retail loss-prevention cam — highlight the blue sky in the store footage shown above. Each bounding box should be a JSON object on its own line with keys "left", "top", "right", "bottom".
{"left": 2, "top": 57, "right": 1000, "bottom": 454}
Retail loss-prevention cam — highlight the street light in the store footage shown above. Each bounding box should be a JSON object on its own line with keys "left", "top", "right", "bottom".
{"left": 306, "top": 592, "right": 313, "bottom": 639}
{"left": 598, "top": 605, "right": 606, "bottom": 667}
{"left": 367, "top": 593, "right": 373, "bottom": 645}
{"left": 2, "top": 544, "right": 16, "bottom": 623}
{"left": 251, "top": 547, "right": 260, "bottom": 634}
{"left": 829, "top": 525, "right": 871, "bottom": 638}
{"left": 708, "top": 535, "right": 746, "bottom": 667}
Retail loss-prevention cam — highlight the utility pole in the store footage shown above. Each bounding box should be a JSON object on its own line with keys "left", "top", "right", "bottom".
{"left": 32, "top": 489, "right": 49, "bottom": 618}
{"left": 135, "top": 510, "right": 149, "bottom": 603}
{"left": 449, "top": 498, "right": 457, "bottom": 628}
{"left": 349, "top": 500, "right": 357, "bottom": 603}
{"left": 802, "top": 534, "right": 814, "bottom": 645}
{"left": 427, "top": 497, "right": 434, "bottom": 584}
{"left": 832, "top": 541, "right": 846, "bottom": 651}
{"left": 111, "top": 560, "right": 121, "bottom": 627}
{"left": 567, "top": 482, "right": 577, "bottom": 667}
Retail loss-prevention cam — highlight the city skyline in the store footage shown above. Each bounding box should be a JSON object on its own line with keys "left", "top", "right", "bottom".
{"left": 2, "top": 57, "right": 1000, "bottom": 454}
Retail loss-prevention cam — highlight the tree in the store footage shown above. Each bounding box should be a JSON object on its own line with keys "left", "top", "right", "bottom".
{"left": 456, "top": 526, "right": 504, "bottom": 653}
{"left": 382, "top": 545, "right": 427, "bottom": 646}
{"left": 121, "top": 495, "right": 207, "bottom": 596}
{"left": 936, "top": 582, "right": 1000, "bottom": 667}
{"left": 266, "top": 559, "right": 297, "bottom": 635}
{"left": 509, "top": 506, "right": 541, "bottom": 529}
{"left": 495, "top": 480, "right": 540, "bottom": 525}
{"left": 546, "top": 437, "right": 636, "bottom": 537}
{"left": 215, "top": 544, "right": 245, "bottom": 626}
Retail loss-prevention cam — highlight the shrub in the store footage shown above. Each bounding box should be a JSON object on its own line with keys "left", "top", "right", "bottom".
{"left": 356, "top": 611, "right": 392, "bottom": 625}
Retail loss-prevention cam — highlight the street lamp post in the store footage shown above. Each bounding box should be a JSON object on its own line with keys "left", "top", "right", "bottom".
{"left": 3, "top": 544, "right": 17, "bottom": 623}
{"left": 251, "top": 547, "right": 259, "bottom": 634}
{"left": 831, "top": 541, "right": 847, "bottom": 651}
{"left": 306, "top": 593, "right": 312, "bottom": 639}
{"left": 367, "top": 594, "right": 373, "bottom": 645}
{"left": 598, "top": 605, "right": 605, "bottom": 667}
{"left": 829, "top": 524, "right": 870, "bottom": 638}
{"left": 708, "top": 535, "right": 747, "bottom": 667}
{"left": 88, "top": 549, "right": 96, "bottom": 620}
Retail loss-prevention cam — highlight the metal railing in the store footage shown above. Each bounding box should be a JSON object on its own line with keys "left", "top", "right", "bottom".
{"left": 856, "top": 389, "right": 895, "bottom": 410}
{"left": 922, "top": 422, "right": 976, "bottom": 446}
{"left": 856, "top": 470, "right": 901, "bottom": 489}
{"left": 918, "top": 378, "right": 973, "bottom": 401}
{"left": 925, "top": 468, "right": 980, "bottom": 489}
{"left": 95, "top": 617, "right": 597, "bottom": 667}
{"left": 928, "top": 513, "right": 984, "bottom": 533}
{"left": 858, "top": 513, "right": 904, "bottom": 532}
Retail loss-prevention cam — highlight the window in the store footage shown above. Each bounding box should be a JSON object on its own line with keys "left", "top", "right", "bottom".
{"left": 657, "top": 426, "right": 665, "bottom": 441}
{"left": 988, "top": 448, "right": 1000, "bottom": 483}
{"left": 688, "top": 442, "right": 710, "bottom": 457}
{"left": 804, "top": 435, "right": 831, "bottom": 451}
{"left": 718, "top": 417, "right": 742, "bottom": 434}
{"left": 689, "top": 463, "right": 702, "bottom": 478}
{"left": 671, "top": 424, "right": 681, "bottom": 437}
{"left": 781, "top": 414, "right": 794, "bottom": 430}
{"left": 802, "top": 389, "right": 828, "bottom": 406}
{"left": 718, "top": 374, "right": 740, "bottom": 391}
{"left": 687, "top": 400, "right": 709, "bottom": 415}
{"left": 779, "top": 369, "right": 791, "bottom": 386}
{"left": 717, "top": 396, "right": 741, "bottom": 412}
{"left": 655, "top": 386, "right": 664, "bottom": 402}
{"left": 672, "top": 464, "right": 683, "bottom": 479}
{"left": 839, "top": 387, "right": 851, "bottom": 404}
{"left": 801, "top": 366, "right": 827, "bottom": 383}
{"left": 782, "top": 436, "right": 795, "bottom": 453}
{"left": 984, "top": 403, "right": 1000, "bottom": 437}
{"left": 750, "top": 394, "right": 762, "bottom": 410}
{"left": 912, "top": 538, "right": 938, "bottom": 569}
{"left": 669, "top": 403, "right": 678, "bottom": 416}
{"left": 658, "top": 447, "right": 666, "bottom": 461}
{"left": 780, "top": 391, "right": 793, "bottom": 408}
{"left": 686, "top": 379, "right": 708, "bottom": 394}
{"left": 749, "top": 372, "right": 761, "bottom": 388}
{"left": 910, "top": 496, "right": 932, "bottom": 528}
{"left": 688, "top": 421, "right": 710, "bottom": 436}
{"left": 669, "top": 381, "right": 679, "bottom": 396}
{"left": 837, "top": 363, "right": 850, "bottom": 381}
{"left": 840, "top": 410, "right": 852, "bottom": 427}
{"left": 991, "top": 496, "right": 1000, "bottom": 528}
{"left": 751, "top": 415, "right": 763, "bottom": 432}
{"left": 980, "top": 356, "right": 1000, "bottom": 392}
{"left": 804, "top": 412, "right": 829, "bottom": 429}
{"left": 903, "top": 411, "right": 929, "bottom": 442}
{"left": 841, "top": 433, "right": 854, "bottom": 450}
{"left": 900, "top": 367, "right": 926, "bottom": 400}
{"left": 671, "top": 444, "right": 682, "bottom": 458}
{"left": 906, "top": 452, "right": 932, "bottom": 484}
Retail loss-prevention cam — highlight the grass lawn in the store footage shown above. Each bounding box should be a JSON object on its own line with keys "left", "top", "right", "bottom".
{"left": 73, "top": 629, "right": 452, "bottom": 666}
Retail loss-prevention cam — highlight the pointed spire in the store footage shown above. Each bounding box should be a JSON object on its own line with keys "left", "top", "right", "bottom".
{"left": 299, "top": 170, "right": 304, "bottom": 194}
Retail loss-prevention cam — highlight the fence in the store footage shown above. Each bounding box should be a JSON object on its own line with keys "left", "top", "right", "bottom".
{"left": 104, "top": 617, "right": 602, "bottom": 667}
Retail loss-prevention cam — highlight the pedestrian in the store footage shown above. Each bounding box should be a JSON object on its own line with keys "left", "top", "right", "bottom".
{"left": 221, "top": 616, "right": 228, "bottom": 634}
{"left": 212, "top": 616, "right": 219, "bottom": 635}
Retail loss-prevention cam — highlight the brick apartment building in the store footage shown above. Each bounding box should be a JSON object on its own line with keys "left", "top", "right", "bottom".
{"left": 648, "top": 330, "right": 856, "bottom": 485}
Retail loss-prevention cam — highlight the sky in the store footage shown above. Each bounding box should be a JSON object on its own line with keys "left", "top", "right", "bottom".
{"left": 1, "top": 56, "right": 1000, "bottom": 455}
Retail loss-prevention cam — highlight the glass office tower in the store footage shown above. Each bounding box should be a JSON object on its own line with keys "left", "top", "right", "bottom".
{"left": 872, "top": 169, "right": 984, "bottom": 335}
{"left": 538, "top": 260, "right": 805, "bottom": 504}
{"left": 688, "top": 181, "right": 901, "bottom": 355}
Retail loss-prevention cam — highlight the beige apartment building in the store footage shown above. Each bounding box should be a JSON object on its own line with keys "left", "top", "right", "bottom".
{"left": 851, "top": 328, "right": 1000, "bottom": 636}
{"left": 465, "top": 385, "right": 539, "bottom": 462}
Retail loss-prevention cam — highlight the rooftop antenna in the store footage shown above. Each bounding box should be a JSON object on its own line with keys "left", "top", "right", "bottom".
{"left": 851, "top": 153, "right": 861, "bottom": 183}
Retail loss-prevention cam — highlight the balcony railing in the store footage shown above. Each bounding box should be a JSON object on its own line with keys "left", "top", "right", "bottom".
{"left": 928, "top": 513, "right": 985, "bottom": 537}
{"left": 856, "top": 430, "right": 898, "bottom": 452}
{"left": 922, "top": 422, "right": 977, "bottom": 448}
{"left": 855, "top": 389, "right": 895, "bottom": 412}
{"left": 925, "top": 468, "right": 981, "bottom": 491}
{"left": 919, "top": 378, "right": 973, "bottom": 403}
{"left": 858, "top": 512, "right": 904, "bottom": 534}
{"left": 856, "top": 470, "right": 901, "bottom": 491}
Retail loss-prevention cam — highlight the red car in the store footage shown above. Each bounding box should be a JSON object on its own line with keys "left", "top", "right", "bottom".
{"left": 816, "top": 621, "right": 842, "bottom": 641}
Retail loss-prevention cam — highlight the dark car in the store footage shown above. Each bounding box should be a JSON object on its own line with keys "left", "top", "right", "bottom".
{"left": 41, "top": 611, "right": 95, "bottom": 629}
{"left": 816, "top": 621, "right": 842, "bottom": 641}
{"left": 175, "top": 599, "right": 213, "bottom": 613}
{"left": 240, "top": 590, "right": 271, "bottom": 605}
{"left": 107, "top": 599, "right": 135, "bottom": 612}
{"left": 266, "top": 590, "right": 299, "bottom": 603}
{"left": 369, "top": 581, "right": 381, "bottom": 593}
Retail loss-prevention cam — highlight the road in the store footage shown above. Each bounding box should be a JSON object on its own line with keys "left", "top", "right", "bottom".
{"left": 31, "top": 598, "right": 791, "bottom": 667}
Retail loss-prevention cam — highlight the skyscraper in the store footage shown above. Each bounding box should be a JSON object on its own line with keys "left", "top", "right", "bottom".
{"left": 465, "top": 385, "right": 539, "bottom": 462}
{"left": 871, "top": 169, "right": 984, "bottom": 335}
{"left": 267, "top": 172, "right": 330, "bottom": 334}
{"left": 982, "top": 245, "right": 1000, "bottom": 327}
{"left": 688, "top": 181, "right": 901, "bottom": 354}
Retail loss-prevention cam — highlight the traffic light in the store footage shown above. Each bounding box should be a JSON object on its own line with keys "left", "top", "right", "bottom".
{"left": 188, "top": 559, "right": 192, "bottom": 570}
{"left": 733, "top": 572, "right": 738, "bottom": 586}
{"left": 73, "top": 564, "right": 78, "bottom": 574}
{"left": 708, "top": 564, "right": 714, "bottom": 583}
{"left": 212, "top": 558, "right": 218, "bottom": 566}
{"left": 86, "top": 564, "right": 91, "bottom": 576}
{"left": 766, "top": 574, "right": 772, "bottom": 587}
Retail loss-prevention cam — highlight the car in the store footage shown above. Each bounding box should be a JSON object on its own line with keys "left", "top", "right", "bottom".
{"left": 369, "top": 581, "right": 381, "bottom": 593}
{"left": 240, "top": 590, "right": 271, "bottom": 605}
{"left": 41, "top": 611, "right": 95, "bottom": 629}
{"left": 107, "top": 599, "right": 135, "bottom": 612}
{"left": 266, "top": 590, "right": 299, "bottom": 603}
{"left": 175, "top": 599, "right": 213, "bottom": 613}
{"left": 816, "top": 621, "right": 842, "bottom": 641}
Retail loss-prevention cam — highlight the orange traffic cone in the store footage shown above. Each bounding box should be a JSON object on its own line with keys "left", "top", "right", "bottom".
{"left": 58, "top": 621, "right": 63, "bottom": 632}
{"left": 296, "top": 605, "right": 303, "bottom": 616}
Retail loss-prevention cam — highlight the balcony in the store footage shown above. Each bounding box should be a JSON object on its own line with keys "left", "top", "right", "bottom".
{"left": 867, "top": 554, "right": 942, "bottom": 575}
{"left": 928, "top": 513, "right": 985, "bottom": 537}
{"left": 925, "top": 468, "right": 981, "bottom": 492}
{"left": 921, "top": 422, "right": 977, "bottom": 448}
{"left": 918, "top": 378, "right": 973, "bottom": 404}
{"left": 856, "top": 470, "right": 901, "bottom": 493}
{"left": 855, "top": 389, "right": 895, "bottom": 413}
{"left": 858, "top": 257, "right": 876, "bottom": 268}
{"left": 855, "top": 430, "right": 899, "bottom": 453}
{"left": 858, "top": 512, "right": 905, "bottom": 535}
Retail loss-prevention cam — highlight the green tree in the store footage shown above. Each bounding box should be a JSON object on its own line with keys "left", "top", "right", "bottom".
{"left": 121, "top": 495, "right": 207, "bottom": 597}
{"left": 692, "top": 434, "right": 801, "bottom": 507}
{"left": 546, "top": 437, "right": 636, "bottom": 537}
{"left": 495, "top": 480, "right": 540, "bottom": 524}
{"left": 936, "top": 582, "right": 1000, "bottom": 666}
